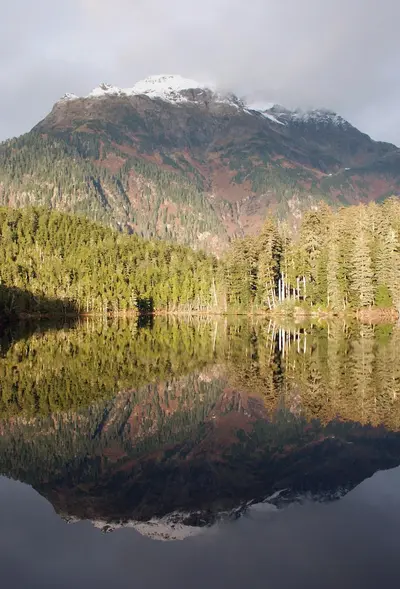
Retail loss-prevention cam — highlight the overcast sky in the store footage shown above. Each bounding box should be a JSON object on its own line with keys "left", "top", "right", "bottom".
{"left": 1, "top": 0, "right": 400, "bottom": 143}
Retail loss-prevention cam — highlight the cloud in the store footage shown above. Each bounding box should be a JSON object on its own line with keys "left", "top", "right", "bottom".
{"left": 1, "top": 0, "right": 400, "bottom": 143}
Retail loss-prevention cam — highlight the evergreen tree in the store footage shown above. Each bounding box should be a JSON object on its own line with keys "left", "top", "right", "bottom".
{"left": 350, "top": 208, "right": 374, "bottom": 307}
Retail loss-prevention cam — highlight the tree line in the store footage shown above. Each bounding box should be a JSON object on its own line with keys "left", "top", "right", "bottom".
{"left": 1, "top": 200, "right": 400, "bottom": 318}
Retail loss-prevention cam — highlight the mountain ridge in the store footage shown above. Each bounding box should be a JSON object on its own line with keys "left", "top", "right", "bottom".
{"left": 54, "top": 74, "right": 386, "bottom": 133}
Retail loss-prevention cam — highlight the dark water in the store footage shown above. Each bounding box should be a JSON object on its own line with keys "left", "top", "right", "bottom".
{"left": 1, "top": 316, "right": 400, "bottom": 588}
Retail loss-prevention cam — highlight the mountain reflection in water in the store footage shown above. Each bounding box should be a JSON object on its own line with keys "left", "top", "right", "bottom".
{"left": 1, "top": 316, "right": 400, "bottom": 540}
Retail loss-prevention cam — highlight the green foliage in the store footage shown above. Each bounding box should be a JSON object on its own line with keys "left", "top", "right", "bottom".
{"left": 223, "top": 199, "right": 400, "bottom": 313}
{"left": 1, "top": 200, "right": 400, "bottom": 318}
{"left": 0, "top": 207, "right": 220, "bottom": 316}
{"left": 375, "top": 284, "right": 393, "bottom": 308}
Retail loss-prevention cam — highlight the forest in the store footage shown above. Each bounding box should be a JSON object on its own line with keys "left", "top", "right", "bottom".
{"left": 0, "top": 207, "right": 219, "bottom": 317}
{"left": 0, "top": 199, "right": 400, "bottom": 318}
{"left": 225, "top": 198, "right": 400, "bottom": 314}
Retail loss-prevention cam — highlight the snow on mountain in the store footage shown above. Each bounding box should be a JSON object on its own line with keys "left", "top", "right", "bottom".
{"left": 267, "top": 105, "right": 350, "bottom": 128}
{"left": 290, "top": 108, "right": 350, "bottom": 127}
{"left": 59, "top": 92, "right": 79, "bottom": 102}
{"left": 246, "top": 102, "right": 286, "bottom": 125}
{"left": 87, "top": 83, "right": 124, "bottom": 98}
{"left": 63, "top": 512, "right": 205, "bottom": 542}
{"left": 128, "top": 74, "right": 211, "bottom": 102}
{"left": 247, "top": 100, "right": 276, "bottom": 112}
{"left": 59, "top": 74, "right": 349, "bottom": 127}
{"left": 129, "top": 517, "right": 204, "bottom": 542}
{"left": 83, "top": 74, "right": 237, "bottom": 106}
{"left": 74, "top": 74, "right": 243, "bottom": 109}
{"left": 60, "top": 486, "right": 351, "bottom": 542}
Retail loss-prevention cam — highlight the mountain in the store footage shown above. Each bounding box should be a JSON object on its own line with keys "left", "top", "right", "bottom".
{"left": 1, "top": 74, "right": 400, "bottom": 251}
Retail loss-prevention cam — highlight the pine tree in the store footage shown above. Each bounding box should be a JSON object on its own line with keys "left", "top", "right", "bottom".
{"left": 255, "top": 219, "right": 282, "bottom": 308}
{"left": 327, "top": 223, "right": 342, "bottom": 311}
{"left": 350, "top": 208, "right": 374, "bottom": 307}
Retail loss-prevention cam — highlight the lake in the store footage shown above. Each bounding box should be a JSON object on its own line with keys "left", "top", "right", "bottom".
{"left": 0, "top": 316, "right": 400, "bottom": 588}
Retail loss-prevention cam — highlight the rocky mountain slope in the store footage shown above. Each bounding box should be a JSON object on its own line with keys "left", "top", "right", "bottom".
{"left": 1, "top": 74, "right": 400, "bottom": 251}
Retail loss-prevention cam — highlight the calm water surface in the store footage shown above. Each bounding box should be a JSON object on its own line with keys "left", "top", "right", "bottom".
{"left": 0, "top": 316, "right": 400, "bottom": 588}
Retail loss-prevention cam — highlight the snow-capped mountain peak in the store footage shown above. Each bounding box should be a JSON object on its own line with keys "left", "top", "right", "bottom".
{"left": 57, "top": 74, "right": 349, "bottom": 128}
{"left": 128, "top": 74, "right": 212, "bottom": 101}
{"left": 60, "top": 74, "right": 244, "bottom": 109}
{"left": 82, "top": 74, "right": 219, "bottom": 104}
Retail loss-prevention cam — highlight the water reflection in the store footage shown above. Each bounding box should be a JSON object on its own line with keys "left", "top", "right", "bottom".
{"left": 1, "top": 317, "right": 400, "bottom": 540}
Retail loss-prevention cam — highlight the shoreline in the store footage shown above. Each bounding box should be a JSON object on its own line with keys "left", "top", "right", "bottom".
{"left": 2, "top": 306, "right": 399, "bottom": 324}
